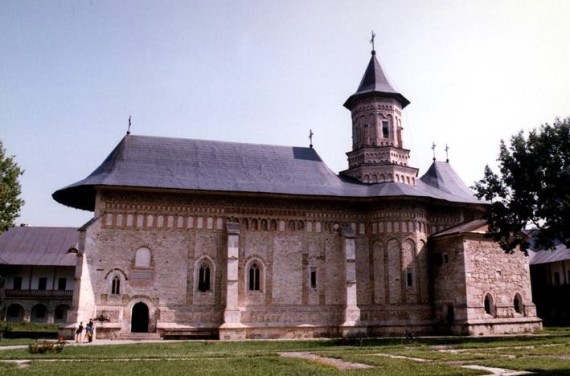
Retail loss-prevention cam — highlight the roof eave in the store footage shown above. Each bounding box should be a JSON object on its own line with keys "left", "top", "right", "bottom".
{"left": 343, "top": 91, "right": 410, "bottom": 110}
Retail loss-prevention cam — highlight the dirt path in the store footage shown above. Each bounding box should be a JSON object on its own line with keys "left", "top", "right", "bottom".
{"left": 281, "top": 351, "right": 534, "bottom": 375}
{"left": 279, "top": 351, "right": 372, "bottom": 370}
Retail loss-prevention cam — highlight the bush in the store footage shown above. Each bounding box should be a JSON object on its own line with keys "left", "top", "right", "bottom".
{"left": 28, "top": 338, "right": 66, "bottom": 354}
{"left": 10, "top": 322, "right": 58, "bottom": 332}
{"left": 0, "top": 321, "right": 12, "bottom": 339}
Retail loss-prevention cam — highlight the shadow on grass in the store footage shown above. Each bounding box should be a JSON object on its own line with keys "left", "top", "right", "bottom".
{"left": 528, "top": 370, "right": 570, "bottom": 376}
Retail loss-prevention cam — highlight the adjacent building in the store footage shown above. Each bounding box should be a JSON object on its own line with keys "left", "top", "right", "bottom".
{"left": 0, "top": 226, "right": 77, "bottom": 324}
{"left": 529, "top": 240, "right": 570, "bottom": 324}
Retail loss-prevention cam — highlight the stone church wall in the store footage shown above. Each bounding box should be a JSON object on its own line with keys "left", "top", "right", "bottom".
{"left": 68, "top": 188, "right": 537, "bottom": 339}
{"left": 86, "top": 190, "right": 364, "bottom": 337}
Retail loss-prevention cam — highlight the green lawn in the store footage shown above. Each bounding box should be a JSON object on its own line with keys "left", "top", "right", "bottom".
{"left": 1, "top": 328, "right": 570, "bottom": 375}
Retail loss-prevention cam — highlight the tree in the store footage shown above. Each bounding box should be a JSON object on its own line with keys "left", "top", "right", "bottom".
{"left": 474, "top": 117, "right": 570, "bottom": 253}
{"left": 0, "top": 141, "right": 24, "bottom": 232}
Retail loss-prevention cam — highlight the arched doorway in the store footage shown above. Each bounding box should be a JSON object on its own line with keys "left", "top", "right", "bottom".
{"left": 6, "top": 304, "right": 24, "bottom": 323}
{"left": 31, "top": 304, "right": 48, "bottom": 323}
{"left": 131, "top": 302, "right": 149, "bottom": 332}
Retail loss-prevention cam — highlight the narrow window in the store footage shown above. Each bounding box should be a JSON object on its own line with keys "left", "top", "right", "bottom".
{"left": 310, "top": 267, "right": 317, "bottom": 289}
{"left": 446, "top": 304, "right": 455, "bottom": 323}
{"left": 288, "top": 221, "right": 295, "bottom": 231}
{"left": 513, "top": 294, "right": 523, "bottom": 314}
{"left": 382, "top": 121, "right": 389, "bottom": 138}
{"left": 249, "top": 263, "right": 260, "bottom": 291}
{"left": 198, "top": 264, "right": 211, "bottom": 292}
{"left": 13, "top": 277, "right": 22, "bottom": 290}
{"left": 57, "top": 278, "right": 67, "bottom": 291}
{"left": 484, "top": 294, "right": 494, "bottom": 316}
{"left": 554, "top": 271, "right": 561, "bottom": 286}
{"left": 38, "top": 277, "right": 47, "bottom": 290}
{"left": 111, "top": 276, "right": 121, "bottom": 295}
{"left": 406, "top": 267, "right": 414, "bottom": 287}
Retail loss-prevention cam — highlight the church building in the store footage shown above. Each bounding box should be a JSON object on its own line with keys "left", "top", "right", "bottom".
{"left": 53, "top": 47, "right": 542, "bottom": 339}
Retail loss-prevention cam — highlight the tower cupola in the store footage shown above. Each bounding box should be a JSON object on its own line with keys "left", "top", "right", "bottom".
{"left": 340, "top": 48, "right": 418, "bottom": 185}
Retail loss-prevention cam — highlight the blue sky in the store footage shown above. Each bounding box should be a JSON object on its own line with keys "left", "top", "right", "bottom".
{"left": 2, "top": 0, "right": 569, "bottom": 227}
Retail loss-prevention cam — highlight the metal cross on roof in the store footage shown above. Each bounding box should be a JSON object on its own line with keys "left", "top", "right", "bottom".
{"left": 370, "top": 30, "right": 376, "bottom": 53}
{"left": 309, "top": 129, "right": 314, "bottom": 149}
{"left": 127, "top": 116, "right": 132, "bottom": 135}
{"left": 445, "top": 144, "right": 450, "bottom": 163}
{"left": 431, "top": 142, "right": 437, "bottom": 161}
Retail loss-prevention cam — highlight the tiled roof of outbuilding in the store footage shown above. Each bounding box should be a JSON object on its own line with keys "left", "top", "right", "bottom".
{"left": 528, "top": 233, "right": 570, "bottom": 265}
{"left": 52, "top": 135, "right": 483, "bottom": 211}
{"left": 0, "top": 226, "right": 78, "bottom": 266}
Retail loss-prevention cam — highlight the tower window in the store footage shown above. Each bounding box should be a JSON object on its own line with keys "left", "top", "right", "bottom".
{"left": 382, "top": 121, "right": 389, "bottom": 138}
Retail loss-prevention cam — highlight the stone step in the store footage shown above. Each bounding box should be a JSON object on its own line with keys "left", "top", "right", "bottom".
{"left": 120, "top": 332, "right": 162, "bottom": 341}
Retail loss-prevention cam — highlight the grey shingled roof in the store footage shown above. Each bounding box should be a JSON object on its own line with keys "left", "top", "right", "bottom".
{"left": 528, "top": 234, "right": 570, "bottom": 265}
{"left": 344, "top": 52, "right": 410, "bottom": 109}
{"left": 0, "top": 226, "right": 78, "bottom": 266}
{"left": 419, "top": 161, "right": 480, "bottom": 202}
{"left": 53, "top": 135, "right": 483, "bottom": 211}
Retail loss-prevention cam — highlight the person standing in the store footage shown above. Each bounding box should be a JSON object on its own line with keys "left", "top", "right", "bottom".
{"left": 75, "top": 322, "right": 84, "bottom": 343}
{"left": 85, "top": 320, "right": 94, "bottom": 343}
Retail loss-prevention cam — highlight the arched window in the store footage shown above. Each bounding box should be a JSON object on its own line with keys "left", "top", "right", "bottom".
{"left": 54, "top": 304, "right": 70, "bottom": 322}
{"left": 484, "top": 293, "right": 495, "bottom": 316}
{"left": 135, "top": 247, "right": 151, "bottom": 267}
{"left": 249, "top": 263, "right": 261, "bottom": 291}
{"left": 111, "top": 276, "right": 121, "bottom": 295}
{"left": 288, "top": 220, "right": 295, "bottom": 232}
{"left": 198, "top": 263, "right": 211, "bottom": 292}
{"left": 514, "top": 294, "right": 523, "bottom": 314}
{"left": 31, "top": 304, "right": 48, "bottom": 323}
{"left": 382, "top": 120, "right": 389, "bottom": 138}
